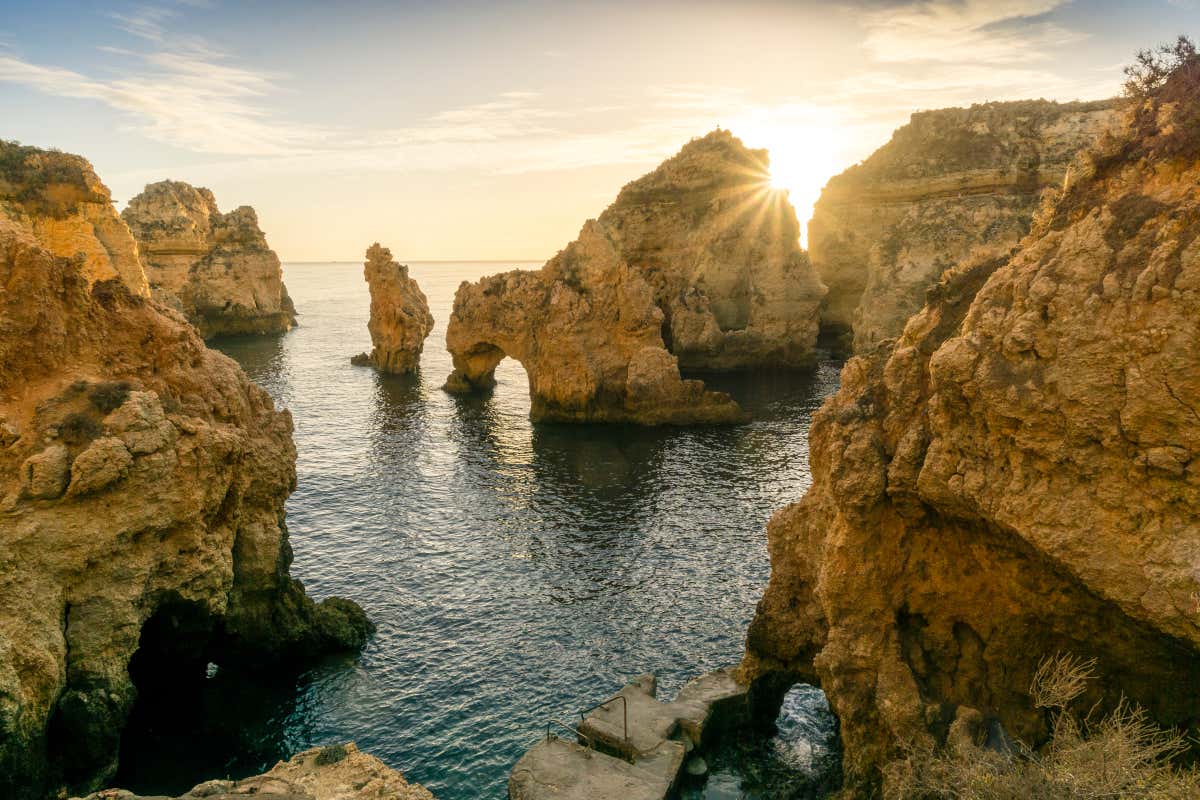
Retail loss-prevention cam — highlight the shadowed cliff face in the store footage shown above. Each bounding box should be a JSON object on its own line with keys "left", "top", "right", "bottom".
{"left": 443, "top": 130, "right": 825, "bottom": 425}
{"left": 0, "top": 155, "right": 370, "bottom": 800}
{"left": 0, "top": 141, "right": 149, "bottom": 297}
{"left": 352, "top": 243, "right": 434, "bottom": 374}
{"left": 810, "top": 99, "right": 1117, "bottom": 354}
{"left": 743, "top": 74, "right": 1200, "bottom": 796}
{"left": 122, "top": 180, "right": 297, "bottom": 339}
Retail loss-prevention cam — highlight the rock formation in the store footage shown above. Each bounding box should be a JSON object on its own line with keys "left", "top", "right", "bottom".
{"left": 810, "top": 99, "right": 1116, "bottom": 353}
{"left": 122, "top": 180, "right": 296, "bottom": 338}
{"left": 350, "top": 243, "right": 434, "bottom": 374}
{"left": 743, "top": 66, "right": 1200, "bottom": 797}
{"left": 444, "top": 221, "right": 746, "bottom": 425}
{"left": 0, "top": 140, "right": 149, "bottom": 296}
{"left": 444, "top": 130, "right": 825, "bottom": 424}
{"left": 0, "top": 151, "right": 371, "bottom": 800}
{"left": 73, "top": 743, "right": 434, "bottom": 800}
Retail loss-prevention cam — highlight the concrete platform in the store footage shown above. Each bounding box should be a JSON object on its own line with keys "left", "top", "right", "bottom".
{"left": 508, "top": 667, "right": 751, "bottom": 800}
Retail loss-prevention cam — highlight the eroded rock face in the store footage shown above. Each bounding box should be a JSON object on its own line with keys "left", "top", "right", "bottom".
{"left": 122, "top": 180, "right": 296, "bottom": 338}
{"left": 0, "top": 158, "right": 370, "bottom": 799}
{"left": 445, "top": 221, "right": 745, "bottom": 425}
{"left": 596, "top": 129, "right": 825, "bottom": 370}
{"left": 73, "top": 743, "right": 434, "bottom": 800}
{"left": 0, "top": 140, "right": 149, "bottom": 296}
{"left": 810, "top": 100, "right": 1116, "bottom": 353}
{"left": 743, "top": 83, "right": 1200, "bottom": 796}
{"left": 444, "top": 130, "right": 825, "bottom": 424}
{"left": 350, "top": 243, "right": 434, "bottom": 374}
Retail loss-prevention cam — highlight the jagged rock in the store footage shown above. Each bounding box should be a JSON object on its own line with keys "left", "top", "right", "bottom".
{"left": 351, "top": 243, "right": 433, "bottom": 374}
{"left": 0, "top": 140, "right": 149, "bottom": 296}
{"left": 73, "top": 743, "right": 434, "bottom": 800}
{"left": 595, "top": 129, "right": 825, "bottom": 370}
{"left": 444, "top": 130, "right": 825, "bottom": 424}
{"left": 444, "top": 221, "right": 746, "bottom": 424}
{"left": 743, "top": 71, "right": 1200, "bottom": 796}
{"left": 810, "top": 99, "right": 1117, "bottom": 353}
{"left": 0, "top": 151, "right": 371, "bottom": 800}
{"left": 122, "top": 180, "right": 297, "bottom": 338}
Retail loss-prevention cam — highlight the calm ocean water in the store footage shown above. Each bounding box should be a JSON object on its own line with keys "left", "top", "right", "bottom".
{"left": 116, "top": 261, "right": 842, "bottom": 799}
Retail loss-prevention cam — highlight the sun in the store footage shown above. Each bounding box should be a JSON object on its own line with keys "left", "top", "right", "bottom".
{"left": 731, "top": 116, "right": 841, "bottom": 242}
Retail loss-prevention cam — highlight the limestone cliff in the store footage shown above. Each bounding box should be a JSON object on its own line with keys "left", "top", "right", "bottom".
{"left": 74, "top": 743, "right": 434, "bottom": 800}
{"left": 0, "top": 140, "right": 148, "bottom": 296}
{"left": 444, "top": 130, "right": 825, "bottom": 424}
{"left": 350, "top": 243, "right": 434, "bottom": 374}
{"left": 122, "top": 180, "right": 296, "bottom": 338}
{"left": 810, "top": 100, "right": 1116, "bottom": 353}
{"left": 444, "top": 221, "right": 746, "bottom": 425}
{"left": 743, "top": 69, "right": 1200, "bottom": 796}
{"left": 0, "top": 156, "right": 371, "bottom": 800}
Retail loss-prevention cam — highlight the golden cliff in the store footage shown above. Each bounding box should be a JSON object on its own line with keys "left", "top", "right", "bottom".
{"left": 0, "top": 151, "right": 371, "bottom": 800}
{"left": 810, "top": 100, "right": 1116, "bottom": 353}
{"left": 444, "top": 130, "right": 824, "bottom": 424}
{"left": 74, "top": 743, "right": 433, "bottom": 800}
{"left": 122, "top": 180, "right": 297, "bottom": 339}
{"left": 0, "top": 141, "right": 148, "bottom": 297}
{"left": 351, "top": 243, "right": 434, "bottom": 374}
{"left": 743, "top": 65, "right": 1200, "bottom": 796}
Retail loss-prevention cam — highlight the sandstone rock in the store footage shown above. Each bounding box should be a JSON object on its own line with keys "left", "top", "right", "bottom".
{"left": 73, "top": 743, "right": 434, "bottom": 800}
{"left": 351, "top": 243, "right": 434, "bottom": 374}
{"left": 122, "top": 180, "right": 297, "bottom": 338}
{"left": 743, "top": 76, "right": 1200, "bottom": 796}
{"left": 0, "top": 152, "right": 371, "bottom": 800}
{"left": 810, "top": 99, "right": 1117, "bottom": 353}
{"left": 444, "top": 220, "right": 746, "bottom": 424}
{"left": 0, "top": 140, "right": 148, "bottom": 296}
{"left": 444, "top": 130, "right": 825, "bottom": 424}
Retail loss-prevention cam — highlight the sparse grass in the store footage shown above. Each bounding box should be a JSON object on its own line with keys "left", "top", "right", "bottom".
{"left": 88, "top": 381, "right": 131, "bottom": 414}
{"left": 885, "top": 653, "right": 1200, "bottom": 800}
{"left": 58, "top": 412, "right": 101, "bottom": 446}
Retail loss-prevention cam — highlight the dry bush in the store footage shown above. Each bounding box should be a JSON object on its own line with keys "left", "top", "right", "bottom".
{"left": 885, "top": 654, "right": 1200, "bottom": 800}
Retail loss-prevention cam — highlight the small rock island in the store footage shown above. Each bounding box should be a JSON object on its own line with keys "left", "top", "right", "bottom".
{"left": 122, "top": 180, "right": 297, "bottom": 339}
{"left": 350, "top": 243, "right": 434, "bottom": 374}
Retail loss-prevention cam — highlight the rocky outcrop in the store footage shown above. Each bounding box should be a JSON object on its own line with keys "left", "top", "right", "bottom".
{"left": 444, "top": 130, "right": 825, "bottom": 424}
{"left": 0, "top": 153, "right": 371, "bottom": 800}
{"left": 122, "top": 180, "right": 296, "bottom": 338}
{"left": 0, "top": 140, "right": 149, "bottom": 296}
{"left": 444, "top": 221, "right": 745, "bottom": 425}
{"left": 810, "top": 100, "right": 1116, "bottom": 353}
{"left": 74, "top": 743, "right": 434, "bottom": 800}
{"left": 350, "top": 243, "right": 434, "bottom": 374}
{"left": 743, "top": 69, "right": 1200, "bottom": 796}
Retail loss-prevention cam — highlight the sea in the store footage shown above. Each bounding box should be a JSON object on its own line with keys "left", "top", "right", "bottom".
{"left": 114, "top": 261, "right": 843, "bottom": 799}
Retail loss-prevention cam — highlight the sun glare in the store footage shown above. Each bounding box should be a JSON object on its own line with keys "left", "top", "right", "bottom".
{"left": 733, "top": 116, "right": 841, "bottom": 244}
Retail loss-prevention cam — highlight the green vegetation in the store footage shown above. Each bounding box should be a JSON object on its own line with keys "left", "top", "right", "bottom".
{"left": 887, "top": 654, "right": 1200, "bottom": 799}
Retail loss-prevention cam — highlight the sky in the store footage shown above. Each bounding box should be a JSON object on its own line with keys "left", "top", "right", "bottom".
{"left": 1, "top": 1, "right": 1196, "bottom": 261}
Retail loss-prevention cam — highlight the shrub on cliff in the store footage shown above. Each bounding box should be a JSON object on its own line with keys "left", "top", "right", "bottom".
{"left": 1123, "top": 34, "right": 1200, "bottom": 159}
{"left": 886, "top": 654, "right": 1200, "bottom": 799}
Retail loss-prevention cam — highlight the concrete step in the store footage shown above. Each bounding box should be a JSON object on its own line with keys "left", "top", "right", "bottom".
{"left": 578, "top": 673, "right": 679, "bottom": 760}
{"left": 508, "top": 736, "right": 685, "bottom": 800}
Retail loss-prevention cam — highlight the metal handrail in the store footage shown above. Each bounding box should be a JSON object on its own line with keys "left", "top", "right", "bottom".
{"left": 579, "top": 694, "right": 629, "bottom": 743}
{"left": 546, "top": 718, "right": 594, "bottom": 758}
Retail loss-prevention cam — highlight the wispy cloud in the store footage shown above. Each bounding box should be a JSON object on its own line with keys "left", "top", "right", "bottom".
{"left": 861, "top": 0, "right": 1079, "bottom": 64}
{"left": 110, "top": 5, "right": 176, "bottom": 42}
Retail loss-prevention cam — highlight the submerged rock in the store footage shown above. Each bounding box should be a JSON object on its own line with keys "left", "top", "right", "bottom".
{"left": 73, "top": 743, "right": 434, "bottom": 799}
{"left": 351, "top": 243, "right": 434, "bottom": 374}
{"left": 743, "top": 68, "right": 1200, "bottom": 796}
{"left": 444, "top": 130, "right": 824, "bottom": 424}
{"left": 0, "top": 140, "right": 149, "bottom": 296}
{"left": 810, "top": 99, "right": 1116, "bottom": 353}
{"left": 122, "top": 180, "right": 297, "bottom": 338}
{"left": 0, "top": 151, "right": 371, "bottom": 800}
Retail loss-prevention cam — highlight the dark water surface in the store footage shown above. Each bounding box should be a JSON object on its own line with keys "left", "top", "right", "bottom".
{"left": 116, "top": 261, "right": 842, "bottom": 799}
